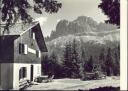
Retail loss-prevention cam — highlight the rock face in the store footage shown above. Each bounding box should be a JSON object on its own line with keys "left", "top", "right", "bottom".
{"left": 44, "top": 16, "right": 119, "bottom": 57}
{"left": 45, "top": 16, "right": 118, "bottom": 42}
{"left": 47, "top": 30, "right": 119, "bottom": 46}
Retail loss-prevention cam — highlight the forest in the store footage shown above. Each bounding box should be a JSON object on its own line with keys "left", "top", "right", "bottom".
{"left": 41, "top": 39, "right": 120, "bottom": 79}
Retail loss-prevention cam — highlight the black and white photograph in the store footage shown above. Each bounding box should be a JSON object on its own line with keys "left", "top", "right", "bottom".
{"left": 0, "top": 0, "right": 126, "bottom": 90}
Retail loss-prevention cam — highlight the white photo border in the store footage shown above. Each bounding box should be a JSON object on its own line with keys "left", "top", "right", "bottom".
{"left": 120, "top": 0, "right": 128, "bottom": 90}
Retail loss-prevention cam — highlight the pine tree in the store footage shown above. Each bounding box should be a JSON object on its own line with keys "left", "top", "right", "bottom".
{"left": 63, "top": 39, "right": 81, "bottom": 78}
{"left": 50, "top": 52, "right": 64, "bottom": 78}
{"left": 87, "top": 55, "right": 94, "bottom": 72}
{"left": 50, "top": 51, "right": 58, "bottom": 63}
{"left": 41, "top": 54, "right": 49, "bottom": 75}
{"left": 41, "top": 52, "right": 59, "bottom": 77}
{"left": 99, "top": 48, "right": 106, "bottom": 72}
{"left": 79, "top": 43, "right": 86, "bottom": 79}
{"left": 79, "top": 61, "right": 85, "bottom": 80}
{"left": 113, "top": 52, "right": 119, "bottom": 75}
{"left": 113, "top": 46, "right": 120, "bottom": 75}
{"left": 105, "top": 48, "right": 113, "bottom": 76}
{"left": 49, "top": 52, "right": 60, "bottom": 76}
{"left": 63, "top": 42, "right": 72, "bottom": 77}
{"left": 71, "top": 39, "right": 80, "bottom": 78}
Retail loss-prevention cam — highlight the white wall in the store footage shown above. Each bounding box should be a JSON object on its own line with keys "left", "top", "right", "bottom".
{"left": 33, "top": 64, "right": 41, "bottom": 78}
{"left": 13, "top": 63, "right": 41, "bottom": 89}
{"left": 0, "top": 63, "right": 41, "bottom": 89}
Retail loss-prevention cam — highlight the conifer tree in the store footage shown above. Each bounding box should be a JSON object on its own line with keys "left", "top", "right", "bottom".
{"left": 71, "top": 39, "right": 80, "bottom": 78}
{"left": 87, "top": 55, "right": 94, "bottom": 72}
{"left": 63, "top": 42, "right": 72, "bottom": 77}
{"left": 79, "top": 43, "right": 86, "bottom": 79}
{"left": 105, "top": 48, "right": 113, "bottom": 76}
{"left": 99, "top": 48, "right": 106, "bottom": 72}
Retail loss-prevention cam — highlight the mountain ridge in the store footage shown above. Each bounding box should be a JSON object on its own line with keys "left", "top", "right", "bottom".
{"left": 45, "top": 16, "right": 118, "bottom": 42}
{"left": 46, "top": 30, "right": 119, "bottom": 48}
{"left": 44, "top": 16, "right": 119, "bottom": 57}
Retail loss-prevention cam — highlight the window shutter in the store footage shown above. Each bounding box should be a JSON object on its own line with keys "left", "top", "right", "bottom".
{"left": 19, "top": 43, "right": 22, "bottom": 54}
{"left": 24, "top": 44, "right": 28, "bottom": 54}
{"left": 19, "top": 43, "right": 28, "bottom": 54}
{"left": 36, "top": 51, "right": 39, "bottom": 57}
{"left": 29, "top": 30, "right": 35, "bottom": 40}
{"left": 32, "top": 32, "right": 35, "bottom": 40}
{"left": 36, "top": 51, "right": 41, "bottom": 58}
{"left": 19, "top": 43, "right": 24, "bottom": 54}
{"left": 39, "top": 51, "right": 41, "bottom": 58}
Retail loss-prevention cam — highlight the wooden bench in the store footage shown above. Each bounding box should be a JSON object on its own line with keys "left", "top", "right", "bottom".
{"left": 19, "top": 80, "right": 29, "bottom": 89}
{"left": 47, "top": 75, "right": 54, "bottom": 82}
{"left": 34, "top": 75, "right": 54, "bottom": 83}
{"left": 34, "top": 75, "right": 48, "bottom": 83}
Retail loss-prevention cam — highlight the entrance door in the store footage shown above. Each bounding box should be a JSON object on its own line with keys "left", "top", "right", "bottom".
{"left": 30, "top": 65, "right": 34, "bottom": 81}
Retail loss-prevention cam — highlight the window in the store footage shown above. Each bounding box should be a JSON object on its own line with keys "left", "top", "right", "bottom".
{"left": 19, "top": 43, "right": 28, "bottom": 54}
{"left": 29, "top": 30, "right": 35, "bottom": 40}
{"left": 36, "top": 51, "right": 41, "bottom": 58}
{"left": 19, "top": 67, "right": 27, "bottom": 80}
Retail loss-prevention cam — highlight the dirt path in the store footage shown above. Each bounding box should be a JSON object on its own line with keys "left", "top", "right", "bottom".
{"left": 25, "top": 76, "right": 120, "bottom": 90}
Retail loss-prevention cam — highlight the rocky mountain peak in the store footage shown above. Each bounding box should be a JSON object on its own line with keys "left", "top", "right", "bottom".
{"left": 73, "top": 16, "right": 98, "bottom": 27}
{"left": 45, "top": 16, "right": 118, "bottom": 42}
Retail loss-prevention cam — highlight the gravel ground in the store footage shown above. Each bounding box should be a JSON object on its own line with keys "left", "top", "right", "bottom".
{"left": 25, "top": 76, "right": 120, "bottom": 90}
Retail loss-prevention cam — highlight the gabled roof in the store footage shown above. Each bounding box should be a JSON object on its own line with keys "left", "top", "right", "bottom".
{"left": 0, "top": 22, "right": 48, "bottom": 52}
{"left": 32, "top": 23, "right": 48, "bottom": 52}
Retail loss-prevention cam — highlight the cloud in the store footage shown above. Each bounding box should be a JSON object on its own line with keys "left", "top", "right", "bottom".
{"left": 35, "top": 17, "right": 48, "bottom": 25}
{"left": 57, "top": 19, "right": 61, "bottom": 23}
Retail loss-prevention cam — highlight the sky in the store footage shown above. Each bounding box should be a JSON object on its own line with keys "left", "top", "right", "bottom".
{"left": 33, "top": 0, "right": 108, "bottom": 37}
